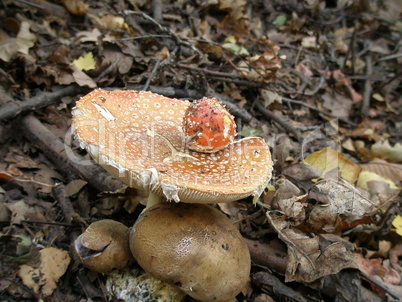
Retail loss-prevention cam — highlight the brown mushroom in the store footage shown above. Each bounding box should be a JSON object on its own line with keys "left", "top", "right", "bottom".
{"left": 129, "top": 202, "right": 251, "bottom": 302}
{"left": 72, "top": 89, "right": 273, "bottom": 205}
{"left": 74, "top": 219, "right": 133, "bottom": 274}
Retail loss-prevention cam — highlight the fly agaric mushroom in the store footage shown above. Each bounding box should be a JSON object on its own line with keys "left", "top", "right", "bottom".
{"left": 72, "top": 89, "right": 272, "bottom": 205}
{"left": 74, "top": 219, "right": 133, "bottom": 274}
{"left": 184, "top": 97, "right": 236, "bottom": 153}
{"left": 129, "top": 202, "right": 251, "bottom": 302}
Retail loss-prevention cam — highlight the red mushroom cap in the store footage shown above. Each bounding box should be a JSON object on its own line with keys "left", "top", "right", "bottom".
{"left": 184, "top": 97, "right": 236, "bottom": 153}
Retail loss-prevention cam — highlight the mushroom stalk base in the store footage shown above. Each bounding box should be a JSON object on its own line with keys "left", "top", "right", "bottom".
{"left": 145, "top": 192, "right": 163, "bottom": 210}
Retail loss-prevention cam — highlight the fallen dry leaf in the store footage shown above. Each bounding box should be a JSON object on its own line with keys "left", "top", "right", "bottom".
{"left": 18, "top": 247, "right": 70, "bottom": 296}
{"left": 354, "top": 253, "right": 401, "bottom": 285}
{"left": 6, "top": 200, "right": 44, "bottom": 225}
{"left": 361, "top": 159, "right": 402, "bottom": 187}
{"left": 72, "top": 52, "right": 96, "bottom": 71}
{"left": 370, "top": 140, "right": 402, "bottom": 163}
{"left": 307, "top": 179, "right": 376, "bottom": 231}
{"left": 0, "top": 21, "right": 36, "bottom": 62}
{"left": 267, "top": 212, "right": 357, "bottom": 283}
{"left": 60, "top": 0, "right": 88, "bottom": 16}
{"left": 303, "top": 147, "right": 362, "bottom": 184}
{"left": 70, "top": 64, "right": 97, "bottom": 88}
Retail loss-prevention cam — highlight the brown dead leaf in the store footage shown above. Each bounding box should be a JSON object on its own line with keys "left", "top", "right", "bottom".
{"left": 65, "top": 179, "right": 87, "bottom": 196}
{"left": 307, "top": 179, "right": 376, "bottom": 232}
{"left": 4, "top": 147, "right": 38, "bottom": 169}
{"left": 354, "top": 254, "right": 401, "bottom": 285}
{"left": 268, "top": 212, "right": 357, "bottom": 283}
{"left": 60, "top": 0, "right": 88, "bottom": 16}
{"left": 70, "top": 64, "right": 96, "bottom": 88}
{"left": 217, "top": 201, "right": 247, "bottom": 217}
{"left": 6, "top": 200, "right": 44, "bottom": 225}
{"left": 18, "top": 247, "right": 71, "bottom": 296}
{"left": 321, "top": 91, "right": 353, "bottom": 119}
{"left": 0, "top": 21, "right": 36, "bottom": 62}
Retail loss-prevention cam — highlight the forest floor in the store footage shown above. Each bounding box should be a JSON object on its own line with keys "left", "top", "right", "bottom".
{"left": 0, "top": 0, "right": 401, "bottom": 301}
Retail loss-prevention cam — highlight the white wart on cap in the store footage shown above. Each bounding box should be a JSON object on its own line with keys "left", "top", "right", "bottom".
{"left": 72, "top": 89, "right": 273, "bottom": 203}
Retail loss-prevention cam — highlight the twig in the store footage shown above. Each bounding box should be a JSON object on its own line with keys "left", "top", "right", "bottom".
{"left": 20, "top": 220, "right": 73, "bottom": 227}
{"left": 125, "top": 84, "right": 203, "bottom": 99}
{"left": 175, "top": 63, "right": 246, "bottom": 80}
{"left": 206, "top": 92, "right": 254, "bottom": 123}
{"left": 95, "top": 58, "right": 120, "bottom": 82}
{"left": 52, "top": 183, "right": 87, "bottom": 226}
{"left": 19, "top": 115, "right": 125, "bottom": 193}
{"left": 361, "top": 54, "right": 373, "bottom": 116}
{"left": 378, "top": 52, "right": 402, "bottom": 61}
{"left": 281, "top": 96, "right": 357, "bottom": 126}
{"left": 152, "top": 0, "right": 163, "bottom": 22}
{"left": 359, "top": 271, "right": 400, "bottom": 300}
{"left": 123, "top": 10, "right": 200, "bottom": 56}
{"left": 143, "top": 59, "right": 161, "bottom": 91}
{"left": 343, "top": 26, "right": 358, "bottom": 73}
{"left": 255, "top": 101, "right": 303, "bottom": 142}
{"left": 0, "top": 85, "right": 82, "bottom": 122}
{"left": 253, "top": 271, "right": 309, "bottom": 302}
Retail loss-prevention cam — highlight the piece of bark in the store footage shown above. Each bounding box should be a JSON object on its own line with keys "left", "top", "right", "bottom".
{"left": 20, "top": 114, "right": 125, "bottom": 192}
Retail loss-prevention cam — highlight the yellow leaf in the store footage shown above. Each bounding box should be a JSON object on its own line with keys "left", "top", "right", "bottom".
{"left": 356, "top": 170, "right": 399, "bottom": 190}
{"left": 303, "top": 147, "right": 361, "bottom": 184}
{"left": 392, "top": 215, "right": 402, "bottom": 236}
{"left": 72, "top": 52, "right": 96, "bottom": 71}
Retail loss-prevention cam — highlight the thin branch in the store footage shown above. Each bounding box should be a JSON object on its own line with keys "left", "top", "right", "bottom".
{"left": 143, "top": 59, "right": 161, "bottom": 91}
{"left": 255, "top": 101, "right": 303, "bottom": 142}
{"left": 0, "top": 85, "right": 82, "bottom": 122}
{"left": 281, "top": 96, "right": 357, "bottom": 126}
{"left": 361, "top": 54, "right": 373, "bottom": 116}
{"left": 19, "top": 115, "right": 125, "bottom": 193}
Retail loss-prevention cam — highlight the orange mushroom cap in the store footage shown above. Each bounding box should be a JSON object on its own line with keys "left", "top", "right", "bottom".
{"left": 184, "top": 97, "right": 236, "bottom": 153}
{"left": 72, "top": 89, "right": 273, "bottom": 203}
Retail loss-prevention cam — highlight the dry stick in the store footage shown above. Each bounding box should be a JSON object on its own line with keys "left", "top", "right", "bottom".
{"left": 361, "top": 54, "right": 373, "bottom": 116}
{"left": 255, "top": 101, "right": 303, "bottom": 142}
{"left": 0, "top": 85, "right": 81, "bottom": 122}
{"left": 175, "top": 63, "right": 247, "bottom": 80}
{"left": 359, "top": 271, "right": 400, "bottom": 300}
{"left": 253, "top": 271, "right": 309, "bottom": 302}
{"left": 152, "top": 0, "right": 163, "bottom": 22}
{"left": 52, "top": 183, "right": 88, "bottom": 226}
{"left": 281, "top": 96, "right": 356, "bottom": 126}
{"left": 124, "top": 10, "right": 200, "bottom": 56}
{"left": 126, "top": 84, "right": 203, "bottom": 100}
{"left": 143, "top": 58, "right": 161, "bottom": 91}
{"left": 19, "top": 115, "right": 125, "bottom": 193}
{"left": 206, "top": 92, "right": 254, "bottom": 123}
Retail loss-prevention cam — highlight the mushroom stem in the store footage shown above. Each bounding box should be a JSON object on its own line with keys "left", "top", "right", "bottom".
{"left": 145, "top": 191, "right": 163, "bottom": 209}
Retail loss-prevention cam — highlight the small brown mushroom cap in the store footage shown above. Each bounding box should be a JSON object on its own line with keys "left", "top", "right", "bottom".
{"left": 129, "top": 202, "right": 251, "bottom": 302}
{"left": 72, "top": 89, "right": 273, "bottom": 203}
{"left": 74, "top": 219, "right": 133, "bottom": 274}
